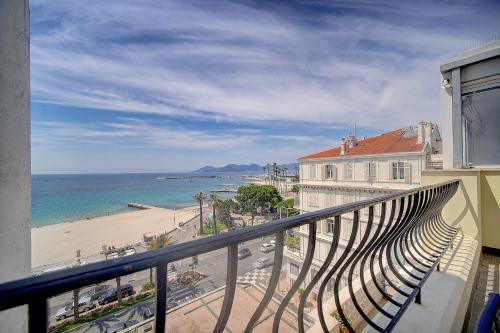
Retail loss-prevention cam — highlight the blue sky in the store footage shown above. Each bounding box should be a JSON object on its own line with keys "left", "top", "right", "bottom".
{"left": 30, "top": 0, "right": 500, "bottom": 174}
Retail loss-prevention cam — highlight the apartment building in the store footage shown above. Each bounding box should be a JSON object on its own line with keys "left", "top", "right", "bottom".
{"left": 286, "top": 121, "right": 442, "bottom": 295}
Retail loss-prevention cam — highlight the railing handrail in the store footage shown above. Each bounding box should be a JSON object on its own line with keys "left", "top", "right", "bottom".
{"left": 0, "top": 179, "right": 457, "bottom": 312}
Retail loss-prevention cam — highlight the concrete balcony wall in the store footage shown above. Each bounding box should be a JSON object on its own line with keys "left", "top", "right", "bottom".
{"left": 402, "top": 169, "right": 500, "bottom": 332}
{"left": 0, "top": 0, "right": 31, "bottom": 331}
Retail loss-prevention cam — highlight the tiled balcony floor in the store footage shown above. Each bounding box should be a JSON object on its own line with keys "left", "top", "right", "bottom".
{"left": 465, "top": 252, "right": 500, "bottom": 332}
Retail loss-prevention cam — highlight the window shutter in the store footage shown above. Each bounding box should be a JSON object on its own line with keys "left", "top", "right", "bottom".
{"left": 364, "top": 162, "right": 370, "bottom": 181}
{"left": 370, "top": 162, "right": 377, "bottom": 183}
{"left": 404, "top": 162, "right": 412, "bottom": 184}
{"left": 389, "top": 161, "right": 395, "bottom": 180}
{"left": 321, "top": 164, "right": 326, "bottom": 180}
{"left": 332, "top": 166, "right": 337, "bottom": 181}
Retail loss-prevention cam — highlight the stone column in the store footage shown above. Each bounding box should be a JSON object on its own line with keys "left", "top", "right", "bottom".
{"left": 0, "top": 0, "right": 31, "bottom": 331}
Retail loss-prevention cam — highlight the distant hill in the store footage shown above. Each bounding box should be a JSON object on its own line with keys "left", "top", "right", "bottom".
{"left": 193, "top": 163, "right": 262, "bottom": 173}
{"left": 193, "top": 162, "right": 298, "bottom": 173}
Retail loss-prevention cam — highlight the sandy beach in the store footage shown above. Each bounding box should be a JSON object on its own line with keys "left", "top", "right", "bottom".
{"left": 31, "top": 205, "right": 200, "bottom": 268}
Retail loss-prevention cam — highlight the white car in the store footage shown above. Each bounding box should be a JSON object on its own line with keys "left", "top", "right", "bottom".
{"left": 260, "top": 243, "right": 275, "bottom": 253}
{"left": 55, "top": 295, "right": 95, "bottom": 321}
{"left": 253, "top": 257, "right": 274, "bottom": 269}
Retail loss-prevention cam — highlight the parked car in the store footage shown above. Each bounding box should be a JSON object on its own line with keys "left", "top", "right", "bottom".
{"left": 140, "top": 307, "right": 154, "bottom": 320}
{"left": 237, "top": 247, "right": 252, "bottom": 259}
{"left": 54, "top": 296, "right": 95, "bottom": 321}
{"left": 80, "top": 284, "right": 112, "bottom": 301}
{"left": 105, "top": 320, "right": 139, "bottom": 333}
{"left": 260, "top": 242, "right": 275, "bottom": 253}
{"left": 97, "top": 284, "right": 134, "bottom": 305}
{"left": 253, "top": 257, "right": 274, "bottom": 269}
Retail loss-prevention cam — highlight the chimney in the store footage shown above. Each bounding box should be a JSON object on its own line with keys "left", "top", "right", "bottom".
{"left": 417, "top": 121, "right": 425, "bottom": 144}
{"left": 340, "top": 137, "right": 346, "bottom": 155}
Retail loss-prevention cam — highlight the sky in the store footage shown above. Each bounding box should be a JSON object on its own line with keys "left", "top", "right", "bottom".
{"left": 30, "top": 0, "right": 500, "bottom": 174}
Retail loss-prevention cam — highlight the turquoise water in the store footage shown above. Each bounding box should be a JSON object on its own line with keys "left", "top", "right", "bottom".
{"left": 31, "top": 173, "right": 249, "bottom": 227}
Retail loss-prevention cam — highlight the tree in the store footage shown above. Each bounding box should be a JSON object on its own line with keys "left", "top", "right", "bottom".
{"left": 217, "top": 199, "right": 234, "bottom": 228}
{"left": 235, "top": 184, "right": 282, "bottom": 225}
{"left": 291, "top": 184, "right": 300, "bottom": 194}
{"left": 148, "top": 232, "right": 173, "bottom": 285}
{"left": 73, "top": 288, "right": 80, "bottom": 322}
{"left": 284, "top": 234, "right": 300, "bottom": 251}
{"left": 209, "top": 192, "right": 222, "bottom": 234}
{"left": 275, "top": 198, "right": 299, "bottom": 218}
{"left": 193, "top": 192, "right": 206, "bottom": 232}
{"left": 116, "top": 276, "right": 122, "bottom": 305}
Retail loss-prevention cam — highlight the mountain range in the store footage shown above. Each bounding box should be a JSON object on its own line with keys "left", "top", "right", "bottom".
{"left": 193, "top": 163, "right": 298, "bottom": 173}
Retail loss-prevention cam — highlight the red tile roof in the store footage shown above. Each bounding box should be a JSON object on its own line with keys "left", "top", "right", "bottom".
{"left": 299, "top": 129, "right": 424, "bottom": 160}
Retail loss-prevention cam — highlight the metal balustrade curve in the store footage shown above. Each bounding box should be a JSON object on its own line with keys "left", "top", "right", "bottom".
{"left": 0, "top": 180, "right": 459, "bottom": 333}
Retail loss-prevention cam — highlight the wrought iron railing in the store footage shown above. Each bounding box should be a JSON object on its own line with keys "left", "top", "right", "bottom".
{"left": 0, "top": 180, "right": 459, "bottom": 332}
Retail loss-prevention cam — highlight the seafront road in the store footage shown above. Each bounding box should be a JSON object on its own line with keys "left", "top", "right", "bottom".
{"left": 48, "top": 211, "right": 285, "bottom": 332}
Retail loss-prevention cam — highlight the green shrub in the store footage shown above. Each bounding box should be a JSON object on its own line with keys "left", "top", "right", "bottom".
{"left": 141, "top": 281, "right": 155, "bottom": 291}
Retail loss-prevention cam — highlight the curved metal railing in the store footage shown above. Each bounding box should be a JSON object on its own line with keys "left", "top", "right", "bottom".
{"left": 0, "top": 180, "right": 459, "bottom": 332}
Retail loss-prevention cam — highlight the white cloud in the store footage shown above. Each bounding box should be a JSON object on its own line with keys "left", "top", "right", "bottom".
{"left": 31, "top": 0, "right": 500, "bottom": 130}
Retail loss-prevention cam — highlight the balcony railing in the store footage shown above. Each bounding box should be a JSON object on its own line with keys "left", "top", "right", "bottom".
{"left": 0, "top": 180, "right": 458, "bottom": 332}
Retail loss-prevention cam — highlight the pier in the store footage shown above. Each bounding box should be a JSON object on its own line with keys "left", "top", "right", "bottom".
{"left": 128, "top": 202, "right": 155, "bottom": 210}
{"left": 210, "top": 188, "right": 237, "bottom": 193}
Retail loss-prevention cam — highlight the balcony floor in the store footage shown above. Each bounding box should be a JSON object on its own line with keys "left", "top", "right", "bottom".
{"left": 465, "top": 252, "right": 500, "bottom": 332}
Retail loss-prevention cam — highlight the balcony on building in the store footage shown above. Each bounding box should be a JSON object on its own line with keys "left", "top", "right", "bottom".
{"left": 0, "top": 3, "right": 499, "bottom": 332}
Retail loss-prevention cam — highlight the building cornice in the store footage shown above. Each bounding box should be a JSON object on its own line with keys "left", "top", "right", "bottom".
{"left": 298, "top": 150, "right": 425, "bottom": 163}
{"left": 297, "top": 183, "right": 396, "bottom": 194}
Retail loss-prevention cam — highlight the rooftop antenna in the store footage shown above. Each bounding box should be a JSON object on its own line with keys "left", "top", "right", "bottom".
{"left": 354, "top": 122, "right": 357, "bottom": 138}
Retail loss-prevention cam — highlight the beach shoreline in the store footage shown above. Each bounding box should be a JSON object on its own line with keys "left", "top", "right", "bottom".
{"left": 31, "top": 205, "right": 201, "bottom": 268}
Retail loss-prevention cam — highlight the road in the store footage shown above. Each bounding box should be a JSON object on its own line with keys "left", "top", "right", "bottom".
{"left": 49, "top": 213, "right": 280, "bottom": 332}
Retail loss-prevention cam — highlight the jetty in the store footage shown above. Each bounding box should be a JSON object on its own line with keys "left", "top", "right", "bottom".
{"left": 210, "top": 188, "right": 237, "bottom": 193}
{"left": 128, "top": 202, "right": 155, "bottom": 210}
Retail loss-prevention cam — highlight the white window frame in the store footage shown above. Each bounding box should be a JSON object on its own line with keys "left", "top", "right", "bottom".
{"left": 325, "top": 219, "right": 334, "bottom": 234}
{"left": 325, "top": 165, "right": 336, "bottom": 180}
{"left": 365, "top": 162, "right": 376, "bottom": 183}
{"left": 391, "top": 161, "right": 405, "bottom": 180}
{"left": 343, "top": 162, "right": 353, "bottom": 180}
{"left": 309, "top": 163, "right": 317, "bottom": 180}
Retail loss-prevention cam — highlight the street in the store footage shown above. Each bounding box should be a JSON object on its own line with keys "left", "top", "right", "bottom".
{"left": 49, "top": 212, "right": 282, "bottom": 332}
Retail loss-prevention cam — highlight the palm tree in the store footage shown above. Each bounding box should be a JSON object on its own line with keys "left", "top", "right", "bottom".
{"left": 193, "top": 192, "right": 206, "bottom": 233}
{"left": 116, "top": 276, "right": 122, "bottom": 305}
{"left": 209, "top": 192, "right": 222, "bottom": 235}
{"left": 73, "top": 288, "right": 80, "bottom": 322}
{"left": 148, "top": 233, "right": 173, "bottom": 285}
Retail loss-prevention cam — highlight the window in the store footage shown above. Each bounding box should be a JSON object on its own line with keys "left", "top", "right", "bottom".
{"left": 309, "top": 164, "right": 317, "bottom": 180}
{"left": 342, "top": 220, "right": 351, "bottom": 241}
{"left": 324, "top": 193, "right": 335, "bottom": 208}
{"left": 290, "top": 263, "right": 299, "bottom": 275}
{"left": 325, "top": 165, "right": 336, "bottom": 180}
{"left": 366, "top": 162, "right": 376, "bottom": 183}
{"left": 462, "top": 91, "right": 500, "bottom": 166}
{"left": 311, "top": 268, "right": 319, "bottom": 280}
{"left": 327, "top": 277, "right": 335, "bottom": 292}
{"left": 325, "top": 219, "right": 334, "bottom": 234}
{"left": 343, "top": 163, "right": 353, "bottom": 180}
{"left": 392, "top": 161, "right": 405, "bottom": 180}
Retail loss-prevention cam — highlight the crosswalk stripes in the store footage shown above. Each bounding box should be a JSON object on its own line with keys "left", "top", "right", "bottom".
{"left": 237, "top": 269, "right": 271, "bottom": 285}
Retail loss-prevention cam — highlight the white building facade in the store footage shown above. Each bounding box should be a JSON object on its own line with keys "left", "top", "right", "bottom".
{"left": 285, "top": 122, "right": 442, "bottom": 297}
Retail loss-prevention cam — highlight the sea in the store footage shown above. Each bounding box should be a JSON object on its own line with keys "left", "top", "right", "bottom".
{"left": 31, "top": 173, "right": 253, "bottom": 227}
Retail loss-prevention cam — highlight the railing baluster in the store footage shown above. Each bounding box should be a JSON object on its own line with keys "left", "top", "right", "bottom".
{"left": 29, "top": 298, "right": 48, "bottom": 333}
{"left": 245, "top": 231, "right": 284, "bottom": 333}
{"left": 273, "top": 223, "right": 316, "bottom": 333}
{"left": 214, "top": 244, "right": 238, "bottom": 333}
{"left": 301, "top": 216, "right": 341, "bottom": 333}
{"left": 155, "top": 263, "right": 167, "bottom": 333}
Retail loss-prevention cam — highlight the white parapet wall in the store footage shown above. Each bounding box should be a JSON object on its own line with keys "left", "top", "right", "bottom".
{"left": 0, "top": 0, "right": 31, "bottom": 331}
